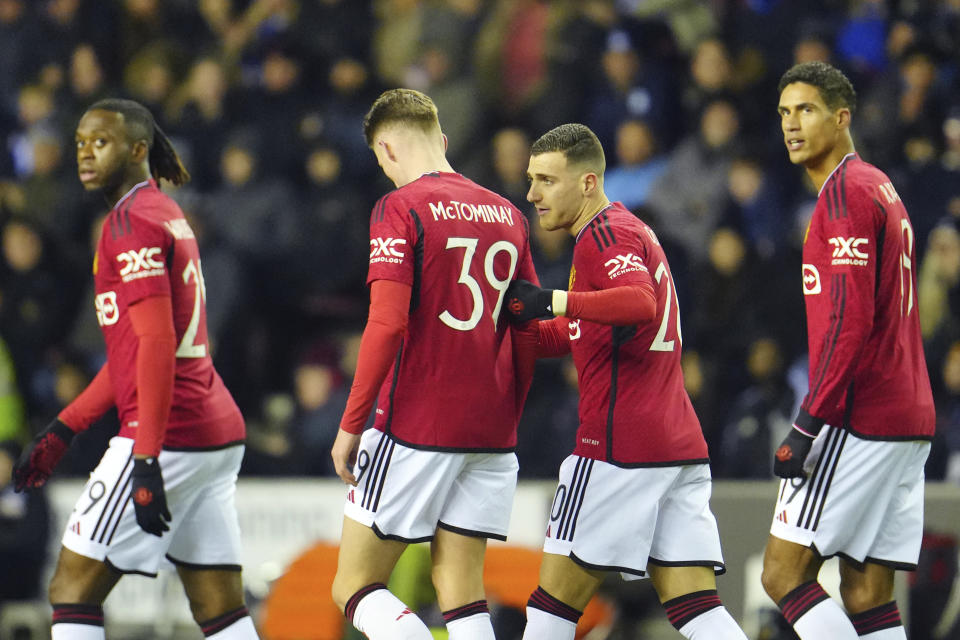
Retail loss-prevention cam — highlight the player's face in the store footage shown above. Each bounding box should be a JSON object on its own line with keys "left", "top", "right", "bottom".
{"left": 526, "top": 151, "right": 586, "bottom": 233}
{"left": 778, "top": 82, "right": 845, "bottom": 168}
{"left": 75, "top": 109, "right": 132, "bottom": 193}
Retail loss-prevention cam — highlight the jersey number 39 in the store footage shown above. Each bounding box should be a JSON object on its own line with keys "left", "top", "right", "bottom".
{"left": 439, "top": 237, "right": 519, "bottom": 331}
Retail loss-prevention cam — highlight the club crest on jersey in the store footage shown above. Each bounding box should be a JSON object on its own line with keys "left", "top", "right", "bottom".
{"left": 95, "top": 291, "right": 119, "bottom": 326}
{"left": 369, "top": 237, "right": 406, "bottom": 264}
{"left": 802, "top": 264, "right": 821, "bottom": 295}
{"left": 828, "top": 237, "right": 869, "bottom": 266}
{"left": 117, "top": 247, "right": 165, "bottom": 282}
{"left": 605, "top": 253, "right": 648, "bottom": 279}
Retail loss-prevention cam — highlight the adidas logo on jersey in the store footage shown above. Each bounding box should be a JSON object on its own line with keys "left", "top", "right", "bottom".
{"left": 116, "top": 247, "right": 165, "bottom": 282}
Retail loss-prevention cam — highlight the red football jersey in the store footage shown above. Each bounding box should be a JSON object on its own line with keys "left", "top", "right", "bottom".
{"left": 797, "top": 154, "right": 935, "bottom": 439}
{"left": 94, "top": 180, "right": 244, "bottom": 449}
{"left": 566, "top": 203, "right": 708, "bottom": 466}
{"left": 366, "top": 172, "right": 538, "bottom": 450}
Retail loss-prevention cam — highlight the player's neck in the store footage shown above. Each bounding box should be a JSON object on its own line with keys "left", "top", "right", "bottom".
{"left": 569, "top": 195, "right": 611, "bottom": 238}
{"left": 395, "top": 152, "right": 454, "bottom": 188}
{"left": 106, "top": 167, "right": 151, "bottom": 207}
{"left": 807, "top": 138, "right": 856, "bottom": 192}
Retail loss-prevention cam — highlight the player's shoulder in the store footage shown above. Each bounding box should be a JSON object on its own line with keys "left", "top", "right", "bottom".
{"left": 830, "top": 155, "right": 893, "bottom": 200}
{"left": 579, "top": 203, "right": 645, "bottom": 250}
{"left": 103, "top": 181, "right": 183, "bottom": 243}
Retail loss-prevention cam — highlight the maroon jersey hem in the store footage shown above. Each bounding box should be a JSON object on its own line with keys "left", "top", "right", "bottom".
{"left": 379, "top": 428, "right": 516, "bottom": 454}
{"left": 161, "top": 440, "right": 245, "bottom": 452}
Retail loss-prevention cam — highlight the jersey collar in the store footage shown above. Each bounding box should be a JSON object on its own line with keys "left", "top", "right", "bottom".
{"left": 112, "top": 179, "right": 151, "bottom": 210}
{"left": 574, "top": 203, "right": 614, "bottom": 244}
{"left": 817, "top": 153, "right": 857, "bottom": 198}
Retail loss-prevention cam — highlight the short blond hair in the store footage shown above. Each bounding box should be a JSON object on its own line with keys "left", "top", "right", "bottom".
{"left": 362, "top": 88, "right": 440, "bottom": 146}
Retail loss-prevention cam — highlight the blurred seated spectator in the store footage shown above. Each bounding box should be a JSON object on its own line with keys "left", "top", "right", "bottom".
{"left": 585, "top": 25, "right": 681, "bottom": 153}
{"left": 472, "top": 127, "right": 533, "bottom": 211}
{"left": 603, "top": 119, "right": 668, "bottom": 213}
{"left": 717, "top": 337, "right": 795, "bottom": 478}
{"left": 647, "top": 96, "right": 742, "bottom": 265}
{"left": 933, "top": 342, "right": 960, "bottom": 484}
{"left": 287, "top": 341, "right": 350, "bottom": 477}
{"left": 723, "top": 153, "right": 790, "bottom": 260}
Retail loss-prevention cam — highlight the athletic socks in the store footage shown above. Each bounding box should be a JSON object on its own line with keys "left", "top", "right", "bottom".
{"left": 52, "top": 604, "right": 105, "bottom": 640}
{"left": 851, "top": 601, "right": 906, "bottom": 638}
{"left": 345, "top": 582, "right": 432, "bottom": 640}
{"left": 521, "top": 586, "right": 582, "bottom": 640}
{"left": 778, "top": 580, "right": 858, "bottom": 639}
{"left": 663, "top": 590, "right": 748, "bottom": 639}
{"left": 443, "top": 600, "right": 494, "bottom": 639}
{"left": 201, "top": 606, "right": 260, "bottom": 639}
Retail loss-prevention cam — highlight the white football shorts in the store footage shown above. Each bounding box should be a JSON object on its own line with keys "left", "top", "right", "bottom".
{"left": 62, "top": 436, "right": 245, "bottom": 576}
{"left": 343, "top": 428, "right": 519, "bottom": 542}
{"left": 770, "top": 425, "right": 930, "bottom": 569}
{"left": 542, "top": 455, "right": 725, "bottom": 580}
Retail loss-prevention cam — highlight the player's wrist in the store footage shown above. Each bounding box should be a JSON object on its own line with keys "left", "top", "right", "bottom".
{"left": 47, "top": 419, "right": 77, "bottom": 444}
{"left": 793, "top": 409, "right": 825, "bottom": 437}
{"left": 552, "top": 290, "right": 568, "bottom": 316}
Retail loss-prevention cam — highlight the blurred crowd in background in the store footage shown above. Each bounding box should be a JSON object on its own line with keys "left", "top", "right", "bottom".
{"left": 0, "top": 0, "right": 959, "bottom": 487}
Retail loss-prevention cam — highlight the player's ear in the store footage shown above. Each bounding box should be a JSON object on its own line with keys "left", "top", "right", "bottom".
{"left": 836, "top": 107, "right": 852, "bottom": 130}
{"left": 379, "top": 139, "right": 398, "bottom": 163}
{"left": 582, "top": 171, "right": 599, "bottom": 196}
{"left": 131, "top": 139, "right": 149, "bottom": 163}
{"left": 442, "top": 133, "right": 448, "bottom": 152}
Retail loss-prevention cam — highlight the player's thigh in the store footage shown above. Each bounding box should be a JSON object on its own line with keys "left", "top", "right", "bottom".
{"left": 166, "top": 446, "right": 245, "bottom": 569}
{"left": 430, "top": 527, "right": 488, "bottom": 610}
{"left": 648, "top": 564, "right": 718, "bottom": 603}
{"left": 838, "top": 559, "right": 896, "bottom": 614}
{"left": 48, "top": 546, "right": 122, "bottom": 604}
{"left": 332, "top": 515, "right": 409, "bottom": 609}
{"left": 438, "top": 451, "right": 518, "bottom": 539}
{"left": 649, "top": 465, "right": 725, "bottom": 572}
{"left": 761, "top": 534, "right": 823, "bottom": 601}
{"left": 537, "top": 552, "right": 606, "bottom": 612}
{"left": 176, "top": 566, "right": 245, "bottom": 623}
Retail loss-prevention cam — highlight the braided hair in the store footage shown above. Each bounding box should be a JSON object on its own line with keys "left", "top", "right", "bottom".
{"left": 87, "top": 98, "right": 190, "bottom": 186}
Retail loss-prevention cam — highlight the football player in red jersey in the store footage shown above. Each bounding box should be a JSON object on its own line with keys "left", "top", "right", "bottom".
{"left": 760, "top": 62, "right": 935, "bottom": 640}
{"left": 503, "top": 123, "right": 747, "bottom": 640}
{"left": 12, "top": 99, "right": 259, "bottom": 640}
{"left": 329, "top": 89, "right": 538, "bottom": 639}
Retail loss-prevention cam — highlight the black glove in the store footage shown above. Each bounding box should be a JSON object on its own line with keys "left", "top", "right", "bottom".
{"left": 773, "top": 427, "right": 815, "bottom": 478}
{"left": 505, "top": 280, "right": 555, "bottom": 323}
{"left": 13, "top": 419, "right": 76, "bottom": 492}
{"left": 131, "top": 457, "right": 171, "bottom": 536}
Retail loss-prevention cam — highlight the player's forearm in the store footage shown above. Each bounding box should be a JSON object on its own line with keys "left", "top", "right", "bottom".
{"left": 128, "top": 296, "right": 177, "bottom": 457}
{"left": 58, "top": 363, "right": 115, "bottom": 432}
{"left": 340, "top": 280, "right": 411, "bottom": 434}
{"left": 555, "top": 284, "right": 656, "bottom": 325}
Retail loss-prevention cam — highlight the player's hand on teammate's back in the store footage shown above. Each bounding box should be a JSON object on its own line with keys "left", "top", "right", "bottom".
{"left": 773, "top": 427, "right": 815, "bottom": 478}
{"left": 331, "top": 428, "right": 361, "bottom": 486}
{"left": 12, "top": 419, "right": 76, "bottom": 491}
{"left": 131, "top": 457, "right": 172, "bottom": 536}
{"left": 505, "top": 280, "right": 555, "bottom": 323}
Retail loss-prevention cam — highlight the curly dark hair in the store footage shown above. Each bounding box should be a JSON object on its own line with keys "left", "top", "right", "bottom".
{"left": 777, "top": 61, "right": 857, "bottom": 114}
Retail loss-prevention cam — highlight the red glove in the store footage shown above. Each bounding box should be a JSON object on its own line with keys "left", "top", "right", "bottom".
{"left": 12, "top": 419, "right": 76, "bottom": 491}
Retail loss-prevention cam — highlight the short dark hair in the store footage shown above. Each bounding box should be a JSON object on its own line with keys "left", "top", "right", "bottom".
{"left": 530, "top": 123, "right": 606, "bottom": 175}
{"left": 362, "top": 88, "right": 440, "bottom": 146}
{"left": 87, "top": 98, "right": 190, "bottom": 186}
{"left": 777, "top": 61, "right": 857, "bottom": 114}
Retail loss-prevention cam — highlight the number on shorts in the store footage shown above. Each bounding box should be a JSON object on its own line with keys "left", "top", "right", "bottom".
{"left": 81, "top": 480, "right": 106, "bottom": 515}
{"left": 355, "top": 450, "right": 371, "bottom": 482}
